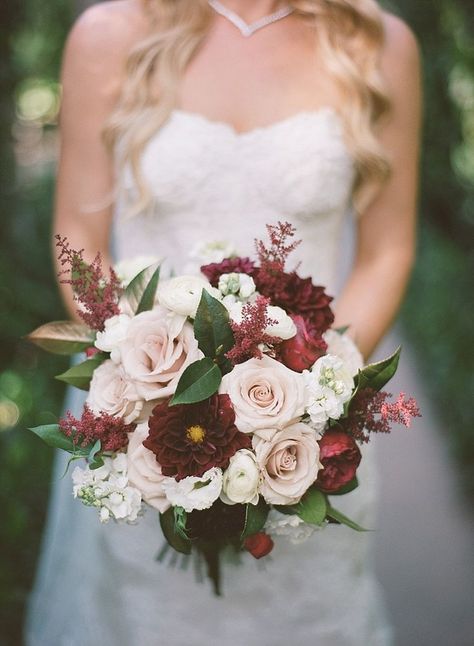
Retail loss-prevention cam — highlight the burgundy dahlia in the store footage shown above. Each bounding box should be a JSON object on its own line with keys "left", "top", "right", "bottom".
{"left": 200, "top": 257, "right": 256, "bottom": 287}
{"left": 144, "top": 394, "right": 251, "bottom": 480}
{"left": 255, "top": 271, "right": 335, "bottom": 335}
{"left": 315, "top": 430, "right": 362, "bottom": 493}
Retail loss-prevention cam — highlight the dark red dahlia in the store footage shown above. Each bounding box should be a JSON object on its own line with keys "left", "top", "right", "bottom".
{"left": 144, "top": 394, "right": 251, "bottom": 480}
{"left": 255, "top": 270, "right": 335, "bottom": 335}
{"left": 200, "top": 257, "right": 256, "bottom": 287}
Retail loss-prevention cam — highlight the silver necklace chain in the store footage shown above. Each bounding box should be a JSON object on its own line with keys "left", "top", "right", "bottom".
{"left": 208, "top": 1, "right": 294, "bottom": 37}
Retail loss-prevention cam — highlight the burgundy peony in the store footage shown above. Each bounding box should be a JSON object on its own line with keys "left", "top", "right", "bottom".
{"left": 244, "top": 532, "right": 274, "bottom": 559}
{"left": 144, "top": 394, "right": 251, "bottom": 480}
{"left": 315, "top": 430, "right": 362, "bottom": 493}
{"left": 277, "top": 315, "right": 327, "bottom": 373}
{"left": 255, "top": 270, "right": 334, "bottom": 335}
{"left": 201, "top": 257, "right": 256, "bottom": 287}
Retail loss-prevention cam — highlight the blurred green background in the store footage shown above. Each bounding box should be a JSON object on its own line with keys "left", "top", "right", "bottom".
{"left": 0, "top": 1, "right": 473, "bottom": 644}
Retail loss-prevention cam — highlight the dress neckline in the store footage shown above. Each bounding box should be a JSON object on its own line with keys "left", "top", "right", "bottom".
{"left": 170, "top": 106, "right": 342, "bottom": 138}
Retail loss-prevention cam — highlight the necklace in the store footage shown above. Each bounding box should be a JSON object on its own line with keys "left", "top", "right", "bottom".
{"left": 208, "top": 1, "right": 294, "bottom": 37}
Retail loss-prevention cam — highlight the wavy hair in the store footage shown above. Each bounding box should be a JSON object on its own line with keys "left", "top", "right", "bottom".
{"left": 103, "top": 0, "right": 391, "bottom": 216}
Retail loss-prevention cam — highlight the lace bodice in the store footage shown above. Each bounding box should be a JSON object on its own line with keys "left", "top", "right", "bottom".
{"left": 112, "top": 107, "right": 355, "bottom": 295}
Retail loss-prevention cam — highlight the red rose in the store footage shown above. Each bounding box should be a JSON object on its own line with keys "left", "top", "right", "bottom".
{"left": 277, "top": 315, "right": 327, "bottom": 373}
{"left": 255, "top": 271, "right": 334, "bottom": 335}
{"left": 244, "top": 532, "right": 274, "bottom": 559}
{"left": 315, "top": 430, "right": 362, "bottom": 493}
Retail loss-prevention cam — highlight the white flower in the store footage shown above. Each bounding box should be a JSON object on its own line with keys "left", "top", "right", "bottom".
{"left": 157, "top": 275, "right": 221, "bottom": 318}
{"left": 221, "top": 450, "right": 260, "bottom": 505}
{"left": 190, "top": 240, "right": 237, "bottom": 265}
{"left": 264, "top": 306, "right": 297, "bottom": 340}
{"left": 304, "top": 355, "right": 354, "bottom": 430}
{"left": 264, "top": 509, "right": 324, "bottom": 544}
{"left": 218, "top": 272, "right": 256, "bottom": 301}
{"left": 72, "top": 453, "right": 142, "bottom": 523}
{"left": 114, "top": 256, "right": 160, "bottom": 288}
{"left": 162, "top": 468, "right": 223, "bottom": 513}
{"left": 323, "top": 329, "right": 364, "bottom": 377}
{"left": 94, "top": 314, "right": 132, "bottom": 363}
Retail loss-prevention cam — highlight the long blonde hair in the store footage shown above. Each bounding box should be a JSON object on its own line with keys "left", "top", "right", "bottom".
{"left": 104, "top": 0, "right": 391, "bottom": 216}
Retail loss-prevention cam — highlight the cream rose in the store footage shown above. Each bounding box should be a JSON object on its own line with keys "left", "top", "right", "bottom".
{"left": 86, "top": 359, "right": 146, "bottom": 425}
{"left": 126, "top": 424, "right": 170, "bottom": 513}
{"left": 264, "top": 306, "right": 297, "bottom": 340}
{"left": 221, "top": 449, "right": 260, "bottom": 505}
{"left": 220, "top": 355, "right": 306, "bottom": 438}
{"left": 253, "top": 423, "right": 321, "bottom": 505}
{"left": 119, "top": 306, "right": 201, "bottom": 401}
{"left": 94, "top": 314, "right": 132, "bottom": 364}
{"left": 157, "top": 275, "right": 221, "bottom": 318}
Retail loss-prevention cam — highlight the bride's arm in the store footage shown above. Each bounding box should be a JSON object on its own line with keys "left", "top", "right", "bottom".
{"left": 52, "top": 2, "right": 146, "bottom": 321}
{"left": 333, "top": 14, "right": 422, "bottom": 360}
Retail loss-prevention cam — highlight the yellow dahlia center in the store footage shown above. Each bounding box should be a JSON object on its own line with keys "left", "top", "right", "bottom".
{"left": 186, "top": 424, "right": 206, "bottom": 444}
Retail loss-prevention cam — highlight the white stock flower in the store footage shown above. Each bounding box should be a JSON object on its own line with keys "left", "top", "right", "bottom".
{"left": 157, "top": 275, "right": 221, "bottom": 318}
{"left": 304, "top": 355, "right": 355, "bottom": 430}
{"left": 94, "top": 314, "right": 132, "bottom": 363}
{"left": 72, "top": 453, "right": 142, "bottom": 523}
{"left": 264, "top": 509, "right": 324, "bottom": 544}
{"left": 264, "top": 306, "right": 297, "bottom": 340}
{"left": 218, "top": 273, "right": 256, "bottom": 301}
{"left": 190, "top": 240, "right": 237, "bottom": 265}
{"left": 162, "top": 468, "right": 223, "bottom": 513}
{"left": 323, "top": 329, "right": 364, "bottom": 377}
{"left": 114, "top": 256, "right": 160, "bottom": 288}
{"left": 221, "top": 450, "right": 260, "bottom": 505}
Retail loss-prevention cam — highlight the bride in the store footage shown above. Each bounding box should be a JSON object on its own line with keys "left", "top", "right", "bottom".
{"left": 26, "top": 1, "right": 420, "bottom": 644}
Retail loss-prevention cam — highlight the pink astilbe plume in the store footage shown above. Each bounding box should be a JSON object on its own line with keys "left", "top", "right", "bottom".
{"left": 56, "top": 235, "right": 122, "bottom": 331}
{"left": 341, "top": 388, "right": 421, "bottom": 443}
{"left": 59, "top": 404, "right": 135, "bottom": 453}
{"left": 254, "top": 221, "right": 301, "bottom": 287}
{"left": 226, "top": 296, "right": 281, "bottom": 365}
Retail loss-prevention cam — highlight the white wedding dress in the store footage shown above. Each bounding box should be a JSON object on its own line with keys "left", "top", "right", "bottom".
{"left": 26, "top": 108, "right": 394, "bottom": 646}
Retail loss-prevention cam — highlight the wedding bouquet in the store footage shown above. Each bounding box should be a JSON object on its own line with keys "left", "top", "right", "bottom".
{"left": 27, "top": 222, "right": 419, "bottom": 594}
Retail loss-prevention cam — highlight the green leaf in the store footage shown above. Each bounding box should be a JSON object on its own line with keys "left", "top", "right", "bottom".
{"left": 354, "top": 347, "right": 401, "bottom": 394}
{"left": 123, "top": 262, "right": 161, "bottom": 314}
{"left": 87, "top": 439, "right": 104, "bottom": 470}
{"left": 328, "top": 477, "right": 359, "bottom": 496}
{"left": 334, "top": 325, "right": 350, "bottom": 335}
{"left": 294, "top": 488, "right": 327, "bottom": 526}
{"left": 170, "top": 358, "right": 222, "bottom": 405}
{"left": 174, "top": 507, "right": 189, "bottom": 541}
{"left": 28, "top": 424, "right": 77, "bottom": 451}
{"left": 241, "top": 499, "right": 270, "bottom": 540}
{"left": 326, "top": 505, "right": 370, "bottom": 532}
{"left": 55, "top": 353, "right": 107, "bottom": 390}
{"left": 194, "top": 291, "right": 235, "bottom": 361}
{"left": 26, "top": 321, "right": 96, "bottom": 355}
{"left": 160, "top": 508, "right": 192, "bottom": 555}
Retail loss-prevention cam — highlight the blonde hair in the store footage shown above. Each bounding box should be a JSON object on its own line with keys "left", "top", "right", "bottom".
{"left": 104, "top": 0, "right": 391, "bottom": 216}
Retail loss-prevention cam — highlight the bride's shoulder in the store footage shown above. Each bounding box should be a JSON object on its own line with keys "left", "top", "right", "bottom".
{"left": 65, "top": 1, "right": 149, "bottom": 64}
{"left": 380, "top": 12, "right": 420, "bottom": 68}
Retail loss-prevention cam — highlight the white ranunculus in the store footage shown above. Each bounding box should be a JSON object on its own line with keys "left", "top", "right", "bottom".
{"left": 86, "top": 359, "right": 146, "bottom": 425}
{"left": 323, "top": 329, "right": 364, "bottom": 377}
{"left": 114, "top": 256, "right": 160, "bottom": 288}
{"left": 220, "top": 355, "right": 306, "bottom": 437}
{"left": 304, "top": 354, "right": 355, "bottom": 429}
{"left": 126, "top": 424, "right": 170, "bottom": 513}
{"left": 264, "top": 305, "right": 297, "bottom": 340}
{"left": 190, "top": 240, "right": 237, "bottom": 265}
{"left": 94, "top": 314, "right": 132, "bottom": 363}
{"left": 162, "top": 468, "right": 223, "bottom": 513}
{"left": 218, "top": 272, "right": 256, "bottom": 301}
{"left": 72, "top": 453, "right": 142, "bottom": 523}
{"left": 157, "top": 275, "right": 221, "bottom": 318}
{"left": 220, "top": 449, "right": 260, "bottom": 505}
{"left": 264, "top": 509, "right": 324, "bottom": 544}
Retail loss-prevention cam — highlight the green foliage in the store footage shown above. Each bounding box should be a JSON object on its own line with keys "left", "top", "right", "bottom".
{"left": 240, "top": 499, "right": 270, "bottom": 540}
{"left": 160, "top": 508, "right": 192, "bottom": 555}
{"left": 55, "top": 353, "right": 107, "bottom": 390}
{"left": 26, "top": 321, "right": 96, "bottom": 355}
{"left": 124, "top": 263, "right": 161, "bottom": 314}
{"left": 170, "top": 357, "right": 222, "bottom": 405}
{"left": 194, "top": 291, "right": 234, "bottom": 371}
{"left": 326, "top": 505, "right": 369, "bottom": 533}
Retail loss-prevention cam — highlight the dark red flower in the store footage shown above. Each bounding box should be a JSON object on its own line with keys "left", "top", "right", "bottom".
{"left": 315, "top": 430, "right": 361, "bottom": 493}
{"left": 200, "top": 257, "right": 256, "bottom": 287}
{"left": 255, "top": 270, "right": 334, "bottom": 335}
{"left": 59, "top": 404, "right": 134, "bottom": 452}
{"left": 244, "top": 532, "right": 274, "bottom": 559}
{"left": 277, "top": 315, "right": 327, "bottom": 372}
{"left": 144, "top": 394, "right": 251, "bottom": 480}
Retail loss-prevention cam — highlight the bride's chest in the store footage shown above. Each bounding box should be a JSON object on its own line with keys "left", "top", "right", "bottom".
{"left": 120, "top": 109, "right": 355, "bottom": 219}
